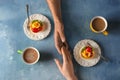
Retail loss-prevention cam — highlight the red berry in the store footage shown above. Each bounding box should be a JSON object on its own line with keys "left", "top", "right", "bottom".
{"left": 86, "top": 46, "right": 92, "bottom": 52}
{"left": 32, "top": 27, "right": 43, "bottom": 33}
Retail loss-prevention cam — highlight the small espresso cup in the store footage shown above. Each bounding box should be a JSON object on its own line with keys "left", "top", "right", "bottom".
{"left": 90, "top": 16, "right": 108, "bottom": 35}
{"left": 17, "top": 47, "right": 40, "bottom": 65}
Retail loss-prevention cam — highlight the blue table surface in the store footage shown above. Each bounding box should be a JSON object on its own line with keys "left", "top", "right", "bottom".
{"left": 0, "top": 0, "right": 120, "bottom": 80}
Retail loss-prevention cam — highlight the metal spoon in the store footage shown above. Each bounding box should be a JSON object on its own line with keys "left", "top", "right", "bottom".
{"left": 87, "top": 42, "right": 109, "bottom": 62}
{"left": 26, "top": 4, "right": 30, "bottom": 29}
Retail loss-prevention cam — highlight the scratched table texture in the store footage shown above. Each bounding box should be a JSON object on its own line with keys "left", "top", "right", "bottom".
{"left": 0, "top": 0, "right": 120, "bottom": 80}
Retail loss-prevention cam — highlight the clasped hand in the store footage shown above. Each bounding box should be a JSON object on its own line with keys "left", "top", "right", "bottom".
{"left": 54, "top": 20, "right": 68, "bottom": 54}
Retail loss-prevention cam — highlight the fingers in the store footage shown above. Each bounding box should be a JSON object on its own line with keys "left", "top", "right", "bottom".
{"left": 54, "top": 59, "right": 62, "bottom": 71}
{"left": 61, "top": 46, "right": 71, "bottom": 63}
{"left": 54, "top": 26, "right": 68, "bottom": 54}
{"left": 61, "top": 47, "right": 67, "bottom": 62}
{"left": 63, "top": 41, "right": 69, "bottom": 50}
{"left": 61, "top": 46, "right": 72, "bottom": 63}
{"left": 55, "top": 21, "right": 66, "bottom": 42}
{"left": 54, "top": 31, "right": 62, "bottom": 54}
{"left": 59, "top": 29, "right": 66, "bottom": 42}
{"left": 55, "top": 43, "right": 62, "bottom": 54}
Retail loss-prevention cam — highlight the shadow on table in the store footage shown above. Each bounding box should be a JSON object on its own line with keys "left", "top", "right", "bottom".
{"left": 73, "top": 59, "right": 83, "bottom": 80}
{"left": 38, "top": 51, "right": 54, "bottom": 62}
{"left": 108, "top": 18, "right": 120, "bottom": 35}
{"left": 95, "top": 40, "right": 111, "bottom": 63}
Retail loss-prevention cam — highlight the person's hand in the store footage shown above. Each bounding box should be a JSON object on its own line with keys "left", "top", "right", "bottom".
{"left": 54, "top": 46, "right": 78, "bottom": 80}
{"left": 54, "top": 21, "right": 68, "bottom": 54}
{"left": 46, "top": 0, "right": 68, "bottom": 54}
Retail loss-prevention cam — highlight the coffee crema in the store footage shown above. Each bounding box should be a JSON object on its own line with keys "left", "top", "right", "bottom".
{"left": 23, "top": 48, "right": 38, "bottom": 63}
{"left": 92, "top": 18, "right": 105, "bottom": 31}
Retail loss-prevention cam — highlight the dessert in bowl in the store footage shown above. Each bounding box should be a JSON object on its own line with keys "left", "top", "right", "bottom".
{"left": 80, "top": 45, "right": 95, "bottom": 60}
{"left": 73, "top": 39, "right": 101, "bottom": 67}
{"left": 29, "top": 20, "right": 44, "bottom": 33}
{"left": 23, "top": 14, "right": 51, "bottom": 40}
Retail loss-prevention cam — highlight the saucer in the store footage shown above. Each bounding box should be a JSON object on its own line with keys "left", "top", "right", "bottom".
{"left": 23, "top": 14, "right": 51, "bottom": 40}
{"left": 73, "top": 39, "right": 101, "bottom": 67}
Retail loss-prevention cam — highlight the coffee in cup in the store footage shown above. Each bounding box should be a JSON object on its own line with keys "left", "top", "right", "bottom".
{"left": 18, "top": 47, "right": 40, "bottom": 65}
{"left": 90, "top": 16, "right": 108, "bottom": 35}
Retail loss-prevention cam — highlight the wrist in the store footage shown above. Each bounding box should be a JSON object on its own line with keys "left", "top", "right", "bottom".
{"left": 54, "top": 19, "right": 63, "bottom": 27}
{"left": 66, "top": 75, "right": 78, "bottom": 80}
{"left": 54, "top": 17, "right": 63, "bottom": 23}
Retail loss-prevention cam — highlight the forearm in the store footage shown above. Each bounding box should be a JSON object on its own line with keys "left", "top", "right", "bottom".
{"left": 47, "top": 0, "right": 62, "bottom": 23}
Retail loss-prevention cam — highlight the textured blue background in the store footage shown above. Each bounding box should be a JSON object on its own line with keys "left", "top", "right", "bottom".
{"left": 0, "top": 0, "right": 120, "bottom": 80}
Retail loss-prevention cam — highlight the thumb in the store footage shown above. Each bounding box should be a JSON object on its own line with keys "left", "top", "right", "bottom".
{"left": 54, "top": 59, "right": 62, "bottom": 71}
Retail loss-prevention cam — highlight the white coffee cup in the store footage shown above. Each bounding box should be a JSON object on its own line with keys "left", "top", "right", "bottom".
{"left": 18, "top": 47, "right": 40, "bottom": 65}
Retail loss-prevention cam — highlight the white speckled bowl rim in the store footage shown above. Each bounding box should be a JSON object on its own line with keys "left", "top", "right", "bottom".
{"left": 73, "top": 39, "right": 101, "bottom": 67}
{"left": 23, "top": 14, "right": 51, "bottom": 40}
